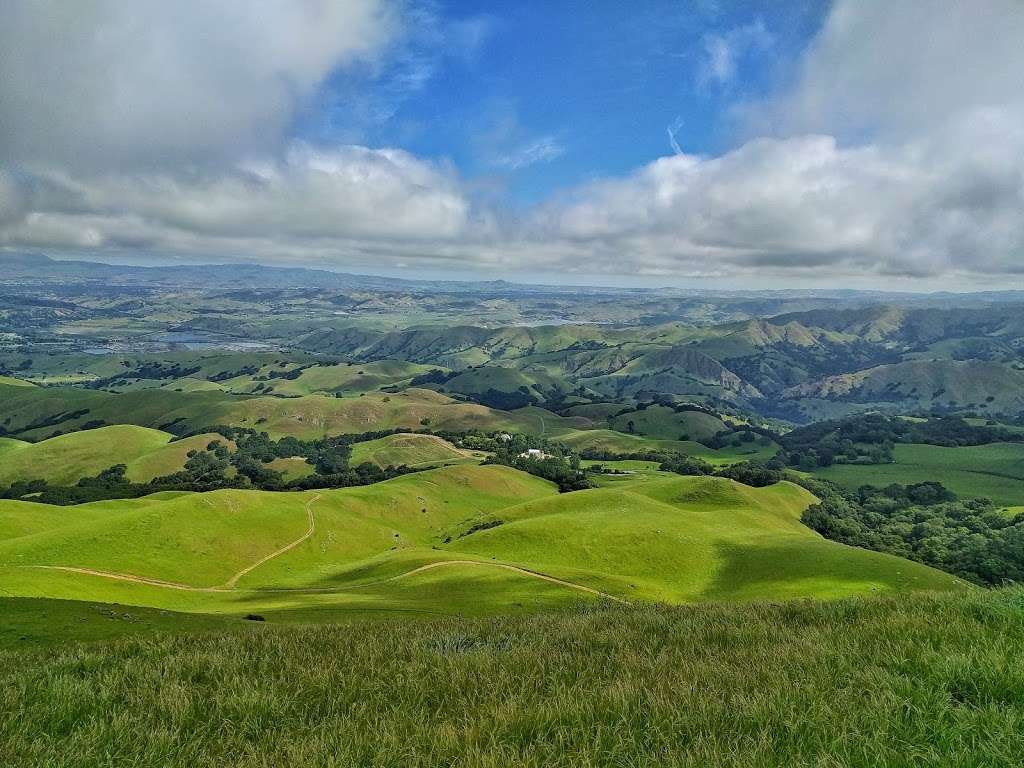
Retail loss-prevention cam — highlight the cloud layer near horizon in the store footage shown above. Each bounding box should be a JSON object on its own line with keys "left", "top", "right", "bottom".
{"left": 1, "top": 0, "right": 1022, "bottom": 285}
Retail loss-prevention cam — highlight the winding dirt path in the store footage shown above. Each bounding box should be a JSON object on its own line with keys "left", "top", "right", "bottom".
{"left": 29, "top": 556, "right": 626, "bottom": 603}
{"left": 364, "top": 559, "right": 628, "bottom": 603}
{"left": 28, "top": 566, "right": 231, "bottom": 592}
{"left": 26, "top": 492, "right": 629, "bottom": 603}
{"left": 222, "top": 493, "right": 320, "bottom": 588}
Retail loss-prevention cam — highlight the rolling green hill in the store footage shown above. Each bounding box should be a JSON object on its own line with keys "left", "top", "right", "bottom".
{"left": 350, "top": 433, "right": 481, "bottom": 468}
{"left": 785, "top": 360, "right": 1024, "bottom": 413}
{"left": 227, "top": 359, "right": 439, "bottom": 397}
{"left": 0, "top": 466, "right": 966, "bottom": 623}
{"left": 0, "top": 382, "right": 586, "bottom": 441}
{"left": 433, "top": 365, "right": 576, "bottom": 407}
{"left": 0, "top": 426, "right": 225, "bottom": 486}
{"left": 608, "top": 405, "right": 729, "bottom": 441}
{"left": 555, "top": 428, "right": 777, "bottom": 464}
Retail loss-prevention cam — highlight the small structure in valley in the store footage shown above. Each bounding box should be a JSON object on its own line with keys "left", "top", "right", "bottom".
{"left": 518, "top": 448, "right": 549, "bottom": 460}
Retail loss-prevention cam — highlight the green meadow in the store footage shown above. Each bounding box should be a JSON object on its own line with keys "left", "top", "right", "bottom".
{"left": 350, "top": 432, "right": 483, "bottom": 468}
{"left": 0, "top": 425, "right": 224, "bottom": 485}
{"left": 0, "top": 465, "right": 966, "bottom": 625}
{"left": 556, "top": 427, "right": 778, "bottom": 464}
{"left": 607, "top": 404, "right": 729, "bottom": 441}
{"left": 814, "top": 442, "right": 1024, "bottom": 507}
{"left": 2, "top": 589, "right": 1022, "bottom": 767}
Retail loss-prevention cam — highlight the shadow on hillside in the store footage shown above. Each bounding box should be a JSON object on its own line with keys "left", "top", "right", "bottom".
{"left": 699, "top": 539, "right": 897, "bottom": 603}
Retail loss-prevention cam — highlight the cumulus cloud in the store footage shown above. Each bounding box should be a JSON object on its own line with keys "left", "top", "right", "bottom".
{"left": 0, "top": 0, "right": 395, "bottom": 170}
{"left": 529, "top": 109, "right": 1024, "bottom": 278}
{"left": 767, "top": 0, "right": 1024, "bottom": 139}
{"left": 0, "top": 172, "right": 26, "bottom": 225}
{"left": 527, "top": 0, "right": 1024, "bottom": 282}
{"left": 1, "top": 145, "right": 471, "bottom": 253}
{"left": 0, "top": 1, "right": 477, "bottom": 270}
{"left": 1, "top": 0, "right": 1023, "bottom": 286}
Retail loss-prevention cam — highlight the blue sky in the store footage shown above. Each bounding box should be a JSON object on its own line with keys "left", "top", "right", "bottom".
{"left": 302, "top": 1, "right": 830, "bottom": 206}
{"left": 1, "top": 1, "right": 1022, "bottom": 289}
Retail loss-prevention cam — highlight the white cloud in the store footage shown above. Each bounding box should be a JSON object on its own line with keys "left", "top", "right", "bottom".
{"left": 1, "top": 144, "right": 472, "bottom": 252}
{"left": 523, "top": 0, "right": 1024, "bottom": 283}
{"left": 0, "top": 172, "right": 26, "bottom": 225}
{"left": 768, "top": 0, "right": 1024, "bottom": 139}
{"left": 1, "top": 0, "right": 1023, "bottom": 287}
{"left": 528, "top": 108, "right": 1024, "bottom": 279}
{"left": 698, "top": 19, "right": 772, "bottom": 87}
{"left": 0, "top": 0, "right": 395, "bottom": 170}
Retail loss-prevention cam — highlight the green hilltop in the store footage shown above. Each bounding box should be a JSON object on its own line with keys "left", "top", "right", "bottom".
{"left": 0, "top": 426, "right": 224, "bottom": 486}
{"left": 0, "top": 465, "right": 966, "bottom": 623}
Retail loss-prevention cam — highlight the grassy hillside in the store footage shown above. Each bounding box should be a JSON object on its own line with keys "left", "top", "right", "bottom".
{"left": 0, "top": 383, "right": 583, "bottom": 441}
{"left": 2, "top": 589, "right": 1022, "bottom": 766}
{"left": 0, "top": 426, "right": 224, "bottom": 486}
{"left": 226, "top": 359, "right": 438, "bottom": 397}
{"left": 0, "top": 466, "right": 965, "bottom": 624}
{"left": 608, "top": 405, "right": 729, "bottom": 441}
{"left": 814, "top": 443, "right": 1024, "bottom": 507}
{"left": 350, "top": 433, "right": 481, "bottom": 468}
{"left": 556, "top": 428, "right": 777, "bottom": 464}
{"left": 0, "top": 598, "right": 249, "bottom": 650}
{"left": 435, "top": 366, "right": 576, "bottom": 406}
{"left": 452, "top": 476, "right": 960, "bottom": 603}
{"left": 0, "top": 375, "right": 33, "bottom": 387}
{"left": 785, "top": 360, "right": 1024, "bottom": 414}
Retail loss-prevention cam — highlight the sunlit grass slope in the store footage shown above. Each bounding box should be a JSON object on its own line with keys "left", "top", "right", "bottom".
{"left": 452, "top": 475, "right": 963, "bottom": 602}
{"left": 350, "top": 433, "right": 480, "bottom": 468}
{"left": 0, "top": 466, "right": 966, "bottom": 623}
{"left": 230, "top": 360, "right": 438, "bottom": 397}
{"left": 556, "top": 428, "right": 777, "bottom": 464}
{"left": 608, "top": 405, "right": 728, "bottom": 441}
{"left": 0, "top": 426, "right": 224, "bottom": 486}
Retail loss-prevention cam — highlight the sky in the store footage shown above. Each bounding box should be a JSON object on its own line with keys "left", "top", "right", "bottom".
{"left": 0, "top": 0, "right": 1022, "bottom": 290}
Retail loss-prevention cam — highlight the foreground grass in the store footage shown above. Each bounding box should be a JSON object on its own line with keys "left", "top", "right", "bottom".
{"left": 2, "top": 590, "right": 1022, "bottom": 767}
{"left": 0, "top": 598, "right": 250, "bottom": 650}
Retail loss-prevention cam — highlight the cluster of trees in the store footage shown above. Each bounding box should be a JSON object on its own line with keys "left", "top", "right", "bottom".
{"left": 779, "top": 414, "right": 1024, "bottom": 469}
{"left": 482, "top": 433, "right": 592, "bottom": 492}
{"left": 701, "top": 427, "right": 775, "bottom": 451}
{"left": 1, "top": 454, "right": 418, "bottom": 506}
{"left": 85, "top": 361, "right": 201, "bottom": 389}
{"left": 0, "top": 427, "right": 427, "bottom": 505}
{"left": 658, "top": 457, "right": 785, "bottom": 487}
{"left": 799, "top": 478, "right": 1024, "bottom": 586}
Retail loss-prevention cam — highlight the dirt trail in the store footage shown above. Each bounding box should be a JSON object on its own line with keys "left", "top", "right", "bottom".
{"left": 370, "top": 559, "right": 629, "bottom": 603}
{"left": 28, "top": 493, "right": 322, "bottom": 593}
{"left": 223, "top": 493, "right": 320, "bottom": 588}
{"left": 30, "top": 566, "right": 230, "bottom": 592}
{"left": 29, "top": 557, "right": 627, "bottom": 603}
{"left": 27, "top": 490, "right": 629, "bottom": 603}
